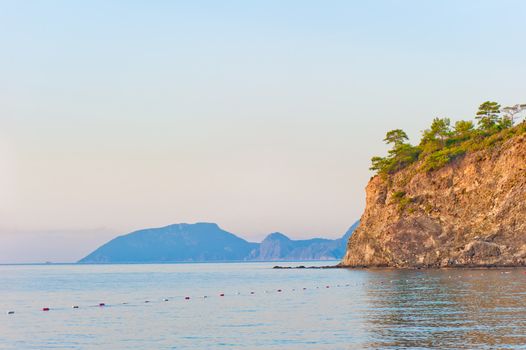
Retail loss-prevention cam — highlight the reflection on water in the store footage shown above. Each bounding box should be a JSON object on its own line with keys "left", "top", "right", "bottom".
{"left": 360, "top": 270, "right": 526, "bottom": 349}
{"left": 1, "top": 263, "right": 525, "bottom": 349}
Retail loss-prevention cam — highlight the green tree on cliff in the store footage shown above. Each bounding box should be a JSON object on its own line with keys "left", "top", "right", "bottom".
{"left": 453, "top": 120, "right": 474, "bottom": 137}
{"left": 476, "top": 101, "right": 501, "bottom": 131}
{"left": 370, "top": 129, "right": 420, "bottom": 174}
{"left": 497, "top": 115, "right": 514, "bottom": 130}
{"left": 420, "top": 117, "right": 452, "bottom": 153}
{"left": 384, "top": 129, "right": 409, "bottom": 146}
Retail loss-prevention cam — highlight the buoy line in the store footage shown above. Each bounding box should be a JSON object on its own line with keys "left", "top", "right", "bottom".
{"left": 4, "top": 282, "right": 365, "bottom": 315}
{"left": 6, "top": 273, "right": 504, "bottom": 316}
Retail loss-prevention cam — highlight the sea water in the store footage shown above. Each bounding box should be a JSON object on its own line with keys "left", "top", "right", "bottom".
{"left": 1, "top": 262, "right": 526, "bottom": 349}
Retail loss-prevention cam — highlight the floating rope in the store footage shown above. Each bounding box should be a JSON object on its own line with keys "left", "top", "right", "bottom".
{"left": 5, "top": 274, "right": 503, "bottom": 316}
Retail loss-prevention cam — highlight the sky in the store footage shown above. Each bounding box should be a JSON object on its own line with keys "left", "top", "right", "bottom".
{"left": 1, "top": 0, "right": 525, "bottom": 263}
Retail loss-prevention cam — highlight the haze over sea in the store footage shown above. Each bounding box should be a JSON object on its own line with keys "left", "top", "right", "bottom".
{"left": 2, "top": 262, "right": 526, "bottom": 349}
{"left": 2, "top": 1, "right": 526, "bottom": 349}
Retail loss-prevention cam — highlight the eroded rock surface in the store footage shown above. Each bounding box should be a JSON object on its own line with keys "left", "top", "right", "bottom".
{"left": 341, "top": 134, "right": 526, "bottom": 267}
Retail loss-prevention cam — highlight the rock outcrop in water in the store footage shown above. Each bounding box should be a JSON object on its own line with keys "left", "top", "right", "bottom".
{"left": 79, "top": 222, "right": 358, "bottom": 263}
{"left": 341, "top": 131, "right": 526, "bottom": 267}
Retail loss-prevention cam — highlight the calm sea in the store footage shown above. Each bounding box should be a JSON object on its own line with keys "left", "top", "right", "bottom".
{"left": 1, "top": 262, "right": 526, "bottom": 349}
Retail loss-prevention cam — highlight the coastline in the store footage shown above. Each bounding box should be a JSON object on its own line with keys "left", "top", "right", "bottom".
{"left": 274, "top": 264, "right": 526, "bottom": 270}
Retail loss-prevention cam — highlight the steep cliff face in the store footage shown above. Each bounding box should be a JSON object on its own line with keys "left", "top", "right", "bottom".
{"left": 342, "top": 133, "right": 526, "bottom": 267}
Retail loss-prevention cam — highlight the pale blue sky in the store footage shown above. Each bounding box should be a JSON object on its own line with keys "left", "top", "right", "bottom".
{"left": 1, "top": 0, "right": 525, "bottom": 262}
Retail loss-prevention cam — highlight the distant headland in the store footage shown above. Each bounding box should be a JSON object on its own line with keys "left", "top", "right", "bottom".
{"left": 79, "top": 221, "right": 359, "bottom": 263}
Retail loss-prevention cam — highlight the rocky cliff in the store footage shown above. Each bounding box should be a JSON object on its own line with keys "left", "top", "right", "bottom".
{"left": 341, "top": 133, "right": 526, "bottom": 267}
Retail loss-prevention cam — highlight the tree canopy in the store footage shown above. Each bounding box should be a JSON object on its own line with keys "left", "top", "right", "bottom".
{"left": 370, "top": 101, "right": 526, "bottom": 175}
{"left": 384, "top": 129, "right": 409, "bottom": 146}
{"left": 476, "top": 101, "right": 501, "bottom": 131}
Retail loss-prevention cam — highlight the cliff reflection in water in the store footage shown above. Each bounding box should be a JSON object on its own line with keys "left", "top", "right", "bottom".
{"left": 358, "top": 269, "right": 526, "bottom": 349}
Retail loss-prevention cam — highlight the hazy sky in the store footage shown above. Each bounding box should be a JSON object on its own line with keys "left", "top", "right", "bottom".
{"left": 1, "top": 0, "right": 525, "bottom": 263}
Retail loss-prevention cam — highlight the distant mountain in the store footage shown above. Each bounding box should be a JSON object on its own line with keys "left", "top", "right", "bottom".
{"left": 249, "top": 220, "right": 359, "bottom": 261}
{"left": 79, "top": 223, "right": 258, "bottom": 263}
{"left": 78, "top": 221, "right": 359, "bottom": 263}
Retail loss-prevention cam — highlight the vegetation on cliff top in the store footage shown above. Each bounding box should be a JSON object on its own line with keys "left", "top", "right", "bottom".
{"left": 370, "top": 102, "right": 526, "bottom": 175}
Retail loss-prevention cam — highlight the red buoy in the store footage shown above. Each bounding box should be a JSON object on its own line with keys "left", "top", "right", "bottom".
{"left": 219, "top": 293, "right": 225, "bottom": 297}
{"left": 185, "top": 296, "right": 190, "bottom": 300}
{"left": 42, "top": 307, "right": 50, "bottom": 311}
{"left": 99, "top": 303, "right": 105, "bottom": 307}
